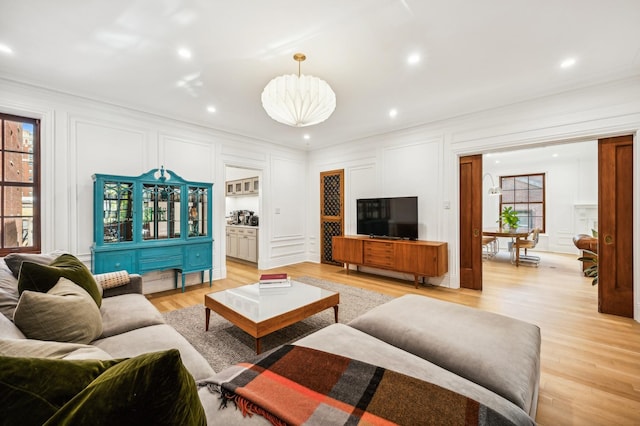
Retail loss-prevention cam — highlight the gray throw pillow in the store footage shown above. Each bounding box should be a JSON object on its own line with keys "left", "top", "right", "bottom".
{"left": 0, "top": 338, "right": 113, "bottom": 360}
{"left": 13, "top": 277, "right": 103, "bottom": 344}
{"left": 0, "top": 266, "right": 20, "bottom": 319}
{"left": 4, "top": 252, "right": 59, "bottom": 278}
{"left": 0, "top": 311, "right": 25, "bottom": 339}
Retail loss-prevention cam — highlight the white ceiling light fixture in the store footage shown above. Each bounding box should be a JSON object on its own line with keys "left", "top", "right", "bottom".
{"left": 261, "top": 53, "right": 336, "bottom": 127}
{"left": 560, "top": 57, "right": 576, "bottom": 69}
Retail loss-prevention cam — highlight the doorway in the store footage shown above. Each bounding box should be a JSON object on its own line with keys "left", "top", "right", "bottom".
{"left": 460, "top": 137, "right": 634, "bottom": 317}
{"left": 224, "top": 166, "right": 262, "bottom": 270}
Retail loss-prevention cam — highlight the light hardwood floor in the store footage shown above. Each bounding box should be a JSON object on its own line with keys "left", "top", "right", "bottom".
{"left": 147, "top": 252, "right": 640, "bottom": 426}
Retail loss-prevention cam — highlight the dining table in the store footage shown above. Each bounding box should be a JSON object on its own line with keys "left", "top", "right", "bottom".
{"left": 482, "top": 228, "right": 533, "bottom": 266}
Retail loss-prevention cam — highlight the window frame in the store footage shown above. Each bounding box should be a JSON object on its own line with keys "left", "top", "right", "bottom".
{"left": 0, "top": 112, "right": 41, "bottom": 255}
{"left": 499, "top": 173, "right": 546, "bottom": 233}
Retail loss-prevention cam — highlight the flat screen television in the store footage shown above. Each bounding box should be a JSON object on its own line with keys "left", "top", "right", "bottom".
{"left": 356, "top": 196, "right": 418, "bottom": 240}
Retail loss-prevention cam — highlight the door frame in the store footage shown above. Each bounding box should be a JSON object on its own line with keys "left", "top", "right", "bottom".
{"left": 452, "top": 131, "right": 639, "bottom": 321}
{"left": 459, "top": 155, "right": 483, "bottom": 290}
{"left": 598, "top": 135, "right": 634, "bottom": 317}
{"left": 221, "top": 163, "right": 265, "bottom": 270}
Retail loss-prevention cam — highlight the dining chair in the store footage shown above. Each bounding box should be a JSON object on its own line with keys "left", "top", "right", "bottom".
{"left": 514, "top": 228, "right": 541, "bottom": 265}
{"left": 482, "top": 236, "right": 498, "bottom": 260}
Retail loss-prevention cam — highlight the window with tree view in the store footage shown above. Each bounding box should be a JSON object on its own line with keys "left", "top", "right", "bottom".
{"left": 1, "top": 113, "right": 40, "bottom": 255}
{"left": 499, "top": 173, "right": 545, "bottom": 233}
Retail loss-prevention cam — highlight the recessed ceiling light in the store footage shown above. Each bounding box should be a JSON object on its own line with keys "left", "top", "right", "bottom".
{"left": 552, "top": 153, "right": 559, "bottom": 157}
{"left": 206, "top": 105, "right": 216, "bottom": 113}
{"left": 495, "top": 160, "right": 501, "bottom": 164}
{"left": 560, "top": 58, "right": 576, "bottom": 69}
{"left": 389, "top": 108, "right": 398, "bottom": 118}
{"left": 0, "top": 44, "right": 13, "bottom": 55}
{"left": 303, "top": 134, "right": 310, "bottom": 140}
{"left": 407, "top": 53, "right": 420, "bottom": 65}
{"left": 178, "top": 48, "right": 192, "bottom": 59}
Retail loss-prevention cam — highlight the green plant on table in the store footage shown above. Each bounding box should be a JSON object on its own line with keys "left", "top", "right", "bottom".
{"left": 499, "top": 206, "right": 520, "bottom": 230}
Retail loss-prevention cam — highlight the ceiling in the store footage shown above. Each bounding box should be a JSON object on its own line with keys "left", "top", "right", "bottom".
{"left": 1, "top": 1, "right": 639, "bottom": 150}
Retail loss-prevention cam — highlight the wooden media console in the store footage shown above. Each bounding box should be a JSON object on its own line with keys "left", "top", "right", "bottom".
{"left": 332, "top": 236, "right": 448, "bottom": 288}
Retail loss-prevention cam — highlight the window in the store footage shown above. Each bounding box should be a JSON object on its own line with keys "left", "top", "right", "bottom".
{"left": 0, "top": 113, "right": 40, "bottom": 255}
{"left": 499, "top": 173, "right": 545, "bottom": 233}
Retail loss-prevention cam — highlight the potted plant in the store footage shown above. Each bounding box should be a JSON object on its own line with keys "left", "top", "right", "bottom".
{"left": 578, "top": 249, "right": 598, "bottom": 285}
{"left": 499, "top": 206, "right": 520, "bottom": 231}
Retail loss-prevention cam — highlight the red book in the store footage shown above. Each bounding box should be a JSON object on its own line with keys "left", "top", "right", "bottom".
{"left": 259, "top": 273, "right": 288, "bottom": 283}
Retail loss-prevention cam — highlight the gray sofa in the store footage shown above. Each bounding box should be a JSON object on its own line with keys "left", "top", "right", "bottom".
{"left": 1, "top": 255, "right": 540, "bottom": 425}
{"left": 0, "top": 260, "right": 214, "bottom": 382}
{"left": 200, "top": 294, "right": 540, "bottom": 425}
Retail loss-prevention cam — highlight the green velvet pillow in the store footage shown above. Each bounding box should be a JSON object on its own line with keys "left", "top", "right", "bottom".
{"left": 0, "top": 355, "right": 119, "bottom": 426}
{"left": 17, "top": 254, "right": 102, "bottom": 307}
{"left": 44, "top": 349, "right": 206, "bottom": 426}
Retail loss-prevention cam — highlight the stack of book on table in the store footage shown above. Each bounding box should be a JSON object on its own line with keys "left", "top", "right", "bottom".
{"left": 259, "top": 273, "right": 291, "bottom": 288}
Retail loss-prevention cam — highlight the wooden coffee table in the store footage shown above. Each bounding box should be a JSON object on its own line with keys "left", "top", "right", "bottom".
{"left": 204, "top": 281, "right": 339, "bottom": 354}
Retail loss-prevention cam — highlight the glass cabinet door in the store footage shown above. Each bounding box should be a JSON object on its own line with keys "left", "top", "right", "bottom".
{"left": 102, "top": 182, "right": 134, "bottom": 243}
{"left": 188, "top": 186, "right": 208, "bottom": 237}
{"left": 142, "top": 184, "right": 181, "bottom": 240}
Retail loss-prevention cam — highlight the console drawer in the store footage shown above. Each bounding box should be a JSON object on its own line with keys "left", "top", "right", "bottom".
{"left": 363, "top": 241, "right": 395, "bottom": 268}
{"left": 184, "top": 243, "right": 212, "bottom": 270}
{"left": 139, "top": 246, "right": 182, "bottom": 272}
{"left": 94, "top": 250, "right": 136, "bottom": 274}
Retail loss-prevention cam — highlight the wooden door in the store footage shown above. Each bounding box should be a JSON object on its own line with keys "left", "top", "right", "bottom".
{"left": 598, "top": 135, "right": 634, "bottom": 317}
{"left": 459, "top": 155, "right": 483, "bottom": 290}
{"left": 320, "top": 169, "right": 344, "bottom": 265}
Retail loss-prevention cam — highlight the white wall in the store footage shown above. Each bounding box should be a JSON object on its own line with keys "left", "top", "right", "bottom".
{"left": 2, "top": 75, "right": 639, "bottom": 320}
{"left": 308, "top": 76, "right": 640, "bottom": 321}
{"left": 0, "top": 78, "right": 307, "bottom": 292}
{"left": 308, "top": 136, "right": 447, "bottom": 284}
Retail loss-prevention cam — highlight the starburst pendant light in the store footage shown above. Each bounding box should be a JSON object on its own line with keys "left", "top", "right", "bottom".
{"left": 261, "top": 53, "right": 336, "bottom": 127}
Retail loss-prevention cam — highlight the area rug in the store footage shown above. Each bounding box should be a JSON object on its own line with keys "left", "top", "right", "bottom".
{"left": 162, "top": 276, "right": 394, "bottom": 372}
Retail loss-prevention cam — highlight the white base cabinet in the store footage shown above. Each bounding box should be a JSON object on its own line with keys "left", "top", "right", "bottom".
{"left": 226, "top": 226, "right": 258, "bottom": 263}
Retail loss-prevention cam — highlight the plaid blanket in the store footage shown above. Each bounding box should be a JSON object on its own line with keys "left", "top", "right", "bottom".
{"left": 209, "top": 345, "right": 516, "bottom": 426}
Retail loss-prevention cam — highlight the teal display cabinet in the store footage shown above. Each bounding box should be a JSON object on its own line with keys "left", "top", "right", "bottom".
{"left": 92, "top": 167, "right": 213, "bottom": 292}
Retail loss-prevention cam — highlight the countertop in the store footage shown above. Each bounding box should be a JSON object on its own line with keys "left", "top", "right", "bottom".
{"left": 226, "top": 224, "right": 259, "bottom": 229}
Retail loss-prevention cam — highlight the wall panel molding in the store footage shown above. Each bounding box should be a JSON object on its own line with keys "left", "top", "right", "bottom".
{"left": 69, "top": 115, "right": 148, "bottom": 256}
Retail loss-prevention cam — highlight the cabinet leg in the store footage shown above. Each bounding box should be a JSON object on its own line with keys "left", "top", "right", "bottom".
{"left": 345, "top": 263, "right": 349, "bottom": 274}
{"left": 414, "top": 275, "right": 419, "bottom": 289}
